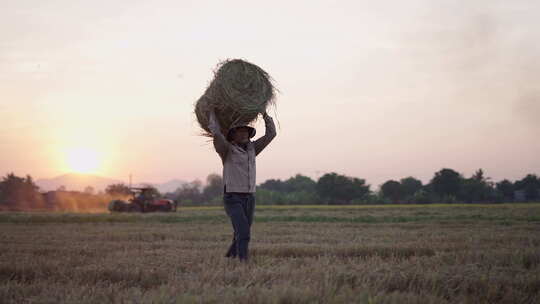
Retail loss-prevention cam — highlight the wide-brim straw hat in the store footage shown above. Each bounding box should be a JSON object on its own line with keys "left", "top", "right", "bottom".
{"left": 227, "top": 126, "right": 256, "bottom": 141}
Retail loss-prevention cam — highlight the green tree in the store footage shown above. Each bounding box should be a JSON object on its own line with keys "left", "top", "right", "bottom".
{"left": 380, "top": 180, "right": 404, "bottom": 202}
{"left": 202, "top": 174, "right": 222, "bottom": 202}
{"left": 0, "top": 173, "right": 42, "bottom": 208}
{"left": 259, "top": 179, "right": 287, "bottom": 192}
{"left": 400, "top": 177, "right": 423, "bottom": 198}
{"left": 460, "top": 169, "right": 494, "bottom": 203}
{"left": 255, "top": 188, "right": 287, "bottom": 205}
{"left": 283, "top": 174, "right": 316, "bottom": 193}
{"left": 514, "top": 174, "right": 540, "bottom": 201}
{"left": 495, "top": 179, "right": 514, "bottom": 200}
{"left": 316, "top": 173, "right": 370, "bottom": 204}
{"left": 173, "top": 180, "right": 202, "bottom": 204}
{"left": 430, "top": 168, "right": 463, "bottom": 199}
{"left": 258, "top": 174, "right": 319, "bottom": 204}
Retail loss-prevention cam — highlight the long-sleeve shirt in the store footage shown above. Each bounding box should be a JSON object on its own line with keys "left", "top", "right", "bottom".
{"left": 208, "top": 112, "right": 276, "bottom": 193}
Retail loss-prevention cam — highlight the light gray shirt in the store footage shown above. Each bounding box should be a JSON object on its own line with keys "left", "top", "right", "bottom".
{"left": 208, "top": 112, "right": 276, "bottom": 193}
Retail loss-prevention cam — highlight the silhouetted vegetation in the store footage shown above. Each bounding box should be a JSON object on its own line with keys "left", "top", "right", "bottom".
{"left": 375, "top": 169, "right": 539, "bottom": 205}
{"left": 316, "top": 173, "right": 370, "bottom": 204}
{"left": 165, "top": 174, "right": 224, "bottom": 205}
{"left": 0, "top": 173, "right": 125, "bottom": 211}
{"left": 1, "top": 169, "right": 539, "bottom": 209}
{"left": 0, "top": 173, "right": 44, "bottom": 210}
{"left": 165, "top": 169, "right": 539, "bottom": 205}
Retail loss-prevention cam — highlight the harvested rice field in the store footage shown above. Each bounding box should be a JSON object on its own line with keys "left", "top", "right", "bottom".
{"left": 1, "top": 204, "right": 539, "bottom": 303}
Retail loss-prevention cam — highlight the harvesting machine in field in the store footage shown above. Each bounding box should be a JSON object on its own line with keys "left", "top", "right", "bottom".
{"left": 108, "top": 187, "right": 177, "bottom": 213}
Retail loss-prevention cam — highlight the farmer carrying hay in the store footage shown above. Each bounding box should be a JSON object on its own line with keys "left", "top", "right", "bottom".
{"left": 195, "top": 59, "right": 277, "bottom": 261}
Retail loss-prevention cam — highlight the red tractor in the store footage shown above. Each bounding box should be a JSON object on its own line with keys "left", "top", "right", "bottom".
{"left": 108, "top": 187, "right": 177, "bottom": 213}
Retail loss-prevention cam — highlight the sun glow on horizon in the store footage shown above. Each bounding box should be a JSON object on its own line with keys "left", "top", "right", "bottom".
{"left": 64, "top": 147, "right": 101, "bottom": 174}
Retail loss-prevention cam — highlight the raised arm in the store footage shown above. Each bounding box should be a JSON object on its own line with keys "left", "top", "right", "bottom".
{"left": 208, "top": 110, "right": 230, "bottom": 159}
{"left": 254, "top": 112, "right": 277, "bottom": 156}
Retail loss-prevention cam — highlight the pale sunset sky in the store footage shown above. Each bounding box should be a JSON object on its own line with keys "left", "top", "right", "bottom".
{"left": 1, "top": 0, "right": 539, "bottom": 187}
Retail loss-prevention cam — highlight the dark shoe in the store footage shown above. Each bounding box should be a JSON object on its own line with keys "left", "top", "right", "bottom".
{"left": 225, "top": 242, "right": 237, "bottom": 258}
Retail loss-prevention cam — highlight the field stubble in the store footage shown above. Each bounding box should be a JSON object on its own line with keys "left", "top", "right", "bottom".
{"left": 0, "top": 204, "right": 539, "bottom": 303}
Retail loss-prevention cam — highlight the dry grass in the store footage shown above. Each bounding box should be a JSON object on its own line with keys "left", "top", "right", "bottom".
{"left": 195, "top": 59, "right": 276, "bottom": 136}
{"left": 1, "top": 204, "right": 539, "bottom": 303}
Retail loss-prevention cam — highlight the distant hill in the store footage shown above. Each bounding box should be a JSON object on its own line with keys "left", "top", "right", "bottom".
{"left": 36, "top": 173, "right": 186, "bottom": 193}
{"left": 36, "top": 173, "right": 123, "bottom": 192}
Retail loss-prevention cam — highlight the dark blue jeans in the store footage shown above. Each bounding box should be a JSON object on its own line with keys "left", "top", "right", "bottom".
{"left": 223, "top": 192, "right": 255, "bottom": 260}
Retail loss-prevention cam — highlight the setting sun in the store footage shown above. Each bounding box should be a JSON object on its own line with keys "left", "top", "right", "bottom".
{"left": 65, "top": 147, "right": 101, "bottom": 174}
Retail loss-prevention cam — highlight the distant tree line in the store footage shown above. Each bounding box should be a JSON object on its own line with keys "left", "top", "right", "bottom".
{"left": 163, "top": 174, "right": 223, "bottom": 205}
{"left": 1, "top": 169, "right": 539, "bottom": 209}
{"left": 0, "top": 173, "right": 137, "bottom": 211}
{"left": 169, "top": 169, "right": 540, "bottom": 205}
{"left": 378, "top": 169, "right": 540, "bottom": 204}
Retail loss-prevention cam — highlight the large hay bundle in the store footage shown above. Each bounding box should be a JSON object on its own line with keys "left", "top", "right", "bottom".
{"left": 195, "top": 59, "right": 275, "bottom": 136}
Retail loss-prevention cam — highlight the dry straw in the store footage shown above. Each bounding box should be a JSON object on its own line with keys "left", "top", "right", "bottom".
{"left": 195, "top": 59, "right": 276, "bottom": 136}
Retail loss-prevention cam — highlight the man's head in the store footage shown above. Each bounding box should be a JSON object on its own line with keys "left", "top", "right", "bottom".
{"left": 227, "top": 126, "right": 256, "bottom": 144}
